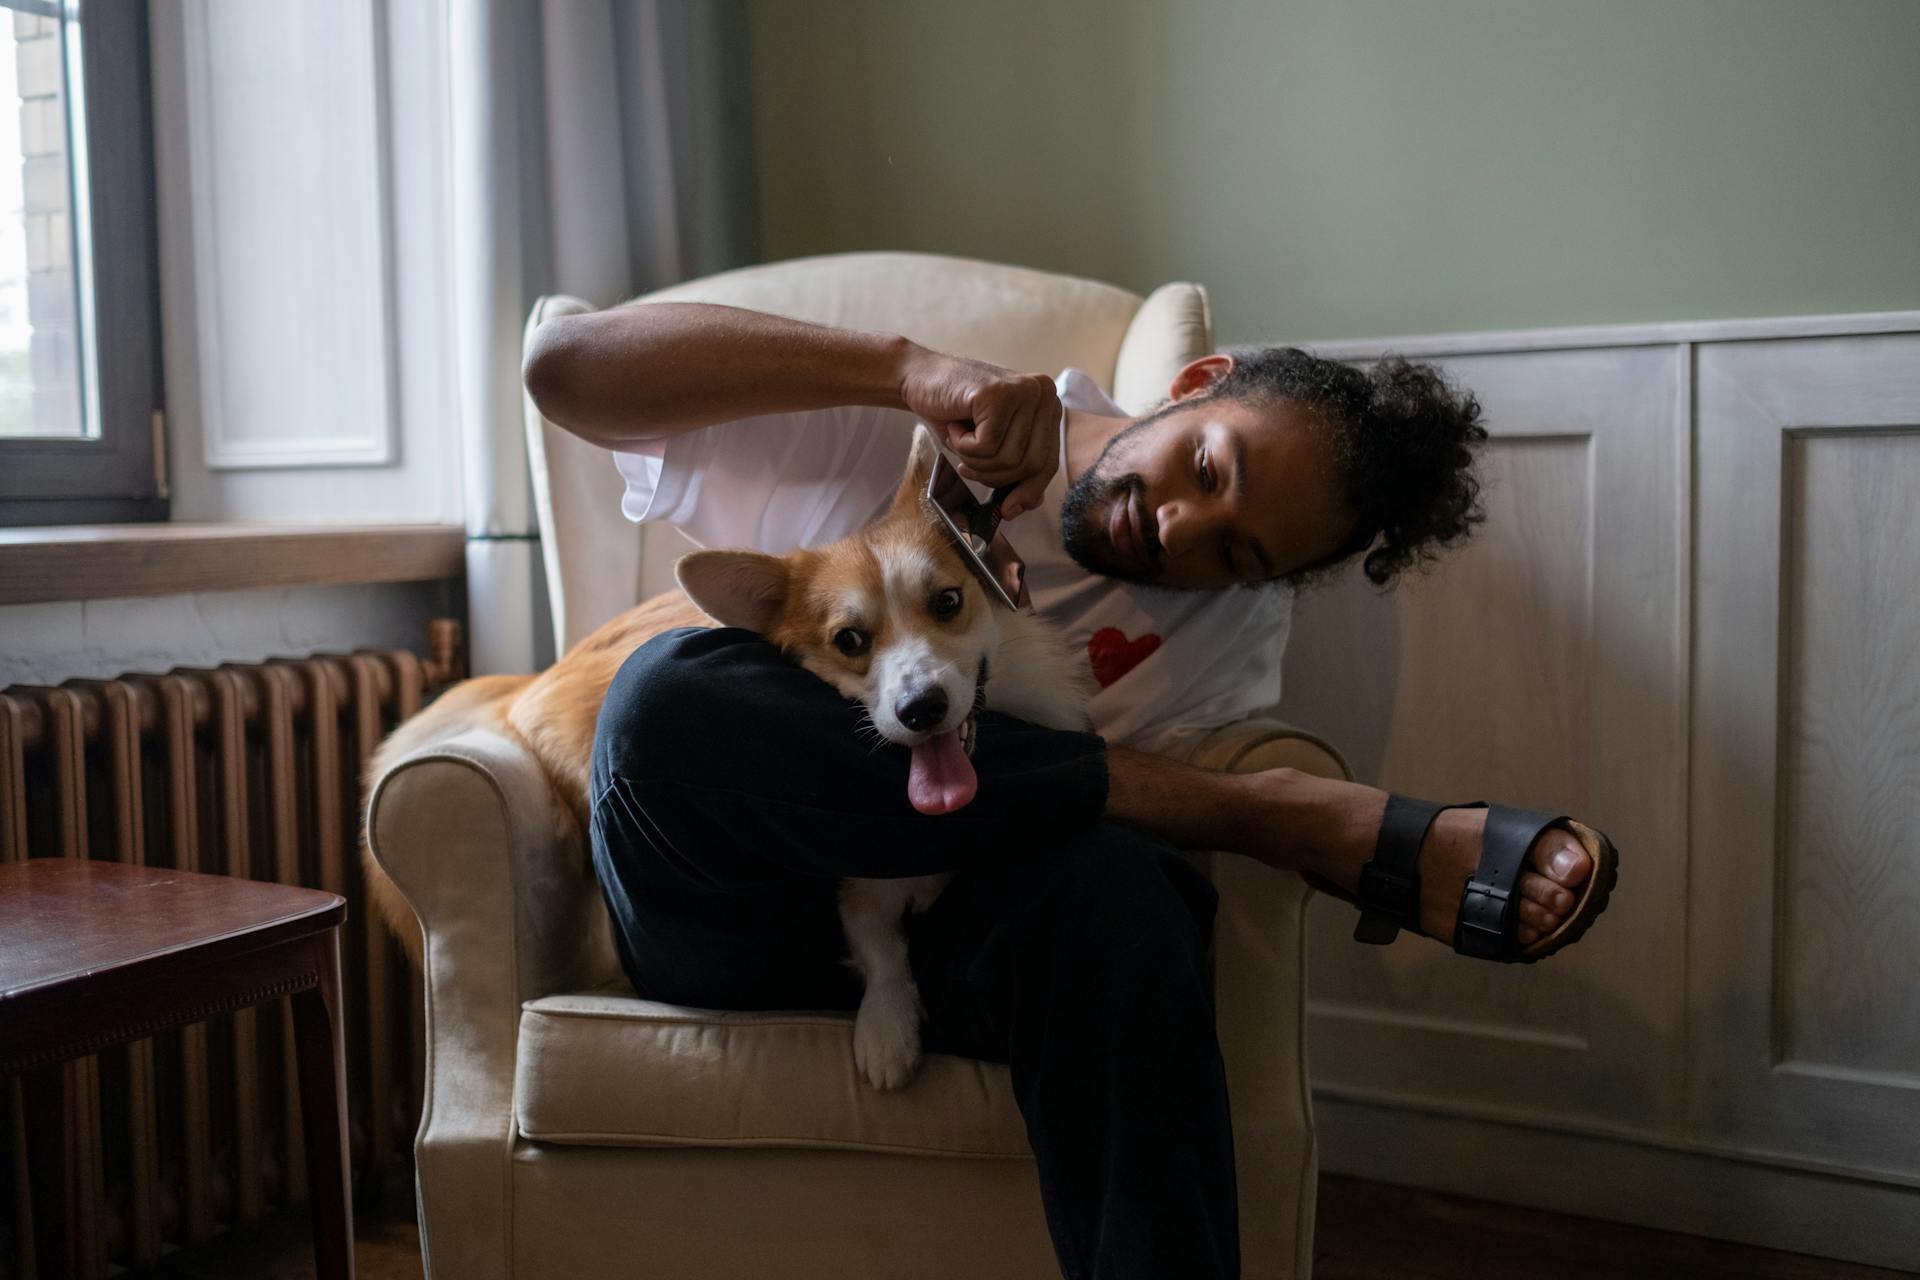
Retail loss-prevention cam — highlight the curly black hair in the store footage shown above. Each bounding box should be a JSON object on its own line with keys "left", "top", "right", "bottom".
{"left": 1209, "top": 346, "right": 1489, "bottom": 587}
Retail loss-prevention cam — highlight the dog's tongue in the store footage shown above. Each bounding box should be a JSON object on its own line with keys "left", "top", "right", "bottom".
{"left": 907, "top": 729, "right": 977, "bottom": 815}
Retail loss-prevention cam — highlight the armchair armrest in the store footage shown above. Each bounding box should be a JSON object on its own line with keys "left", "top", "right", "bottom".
{"left": 1183, "top": 713, "right": 1352, "bottom": 783}
{"left": 364, "top": 727, "right": 617, "bottom": 1280}
{"left": 1180, "top": 713, "right": 1351, "bottom": 1280}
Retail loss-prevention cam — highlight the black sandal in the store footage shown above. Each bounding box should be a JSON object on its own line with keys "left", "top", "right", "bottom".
{"left": 1317, "top": 795, "right": 1620, "bottom": 963}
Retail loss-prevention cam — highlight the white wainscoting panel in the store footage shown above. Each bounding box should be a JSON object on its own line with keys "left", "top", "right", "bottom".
{"left": 181, "top": 0, "right": 396, "bottom": 469}
{"left": 1691, "top": 333, "right": 1920, "bottom": 1180}
{"left": 1780, "top": 432, "right": 1920, "bottom": 1081}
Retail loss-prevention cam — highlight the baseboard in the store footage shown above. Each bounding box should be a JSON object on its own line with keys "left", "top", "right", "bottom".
{"left": 1313, "top": 1094, "right": 1920, "bottom": 1273}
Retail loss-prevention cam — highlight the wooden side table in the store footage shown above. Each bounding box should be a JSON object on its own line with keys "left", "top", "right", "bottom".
{"left": 0, "top": 857, "right": 354, "bottom": 1280}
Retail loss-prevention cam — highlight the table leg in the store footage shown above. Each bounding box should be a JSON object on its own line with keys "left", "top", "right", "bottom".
{"left": 291, "top": 927, "right": 356, "bottom": 1280}
{"left": 22, "top": 1062, "right": 75, "bottom": 1280}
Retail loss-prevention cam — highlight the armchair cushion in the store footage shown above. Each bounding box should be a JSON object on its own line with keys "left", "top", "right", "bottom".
{"left": 515, "top": 986, "right": 1030, "bottom": 1158}
{"left": 1112, "top": 281, "right": 1212, "bottom": 415}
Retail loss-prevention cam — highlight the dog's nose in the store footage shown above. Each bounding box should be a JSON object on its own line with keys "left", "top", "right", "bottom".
{"left": 895, "top": 689, "right": 949, "bottom": 733}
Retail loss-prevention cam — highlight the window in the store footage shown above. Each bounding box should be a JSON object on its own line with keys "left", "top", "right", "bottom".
{"left": 0, "top": 0, "right": 162, "bottom": 526}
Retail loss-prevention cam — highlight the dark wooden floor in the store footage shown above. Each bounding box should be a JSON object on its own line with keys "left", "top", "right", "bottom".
{"left": 1315, "top": 1175, "right": 1916, "bottom": 1280}
{"left": 141, "top": 1169, "right": 423, "bottom": 1280}
{"left": 137, "top": 1166, "right": 1915, "bottom": 1279}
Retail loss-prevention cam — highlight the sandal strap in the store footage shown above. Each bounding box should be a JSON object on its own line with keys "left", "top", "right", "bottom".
{"left": 1454, "top": 804, "right": 1566, "bottom": 961}
{"left": 1353, "top": 794, "right": 1448, "bottom": 945}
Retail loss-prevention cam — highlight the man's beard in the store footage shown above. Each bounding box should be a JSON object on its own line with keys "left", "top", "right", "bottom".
{"left": 1061, "top": 466, "right": 1156, "bottom": 586}
{"left": 1059, "top": 405, "right": 1200, "bottom": 590}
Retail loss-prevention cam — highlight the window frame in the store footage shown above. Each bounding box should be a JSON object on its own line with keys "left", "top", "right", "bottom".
{"left": 0, "top": 0, "right": 165, "bottom": 527}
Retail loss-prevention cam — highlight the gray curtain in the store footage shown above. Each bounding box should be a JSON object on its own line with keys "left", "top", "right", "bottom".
{"left": 448, "top": 0, "right": 757, "bottom": 675}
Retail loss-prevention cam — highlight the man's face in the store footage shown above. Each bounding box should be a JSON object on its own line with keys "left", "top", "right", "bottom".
{"left": 1060, "top": 394, "right": 1355, "bottom": 590}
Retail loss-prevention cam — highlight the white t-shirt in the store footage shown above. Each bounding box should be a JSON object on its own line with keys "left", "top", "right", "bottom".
{"left": 613, "top": 369, "right": 1292, "bottom": 759}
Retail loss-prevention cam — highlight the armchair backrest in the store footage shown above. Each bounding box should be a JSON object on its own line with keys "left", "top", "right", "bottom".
{"left": 524, "top": 251, "right": 1212, "bottom": 655}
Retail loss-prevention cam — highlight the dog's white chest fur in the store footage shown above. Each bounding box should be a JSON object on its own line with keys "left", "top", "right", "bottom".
{"left": 980, "top": 604, "right": 1098, "bottom": 733}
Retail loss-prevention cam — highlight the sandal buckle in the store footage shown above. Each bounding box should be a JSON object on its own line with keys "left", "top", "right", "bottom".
{"left": 1454, "top": 880, "right": 1512, "bottom": 959}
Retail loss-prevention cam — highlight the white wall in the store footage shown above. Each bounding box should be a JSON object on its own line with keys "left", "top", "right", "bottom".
{"left": 0, "top": 579, "right": 460, "bottom": 687}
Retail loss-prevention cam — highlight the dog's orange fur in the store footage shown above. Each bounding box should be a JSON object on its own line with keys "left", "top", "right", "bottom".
{"left": 359, "top": 588, "right": 711, "bottom": 964}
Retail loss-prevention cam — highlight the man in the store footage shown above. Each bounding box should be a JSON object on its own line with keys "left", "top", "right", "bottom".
{"left": 525, "top": 301, "right": 1605, "bottom": 1279}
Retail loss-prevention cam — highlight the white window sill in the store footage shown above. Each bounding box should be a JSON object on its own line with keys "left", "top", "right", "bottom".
{"left": 0, "top": 522, "right": 465, "bottom": 605}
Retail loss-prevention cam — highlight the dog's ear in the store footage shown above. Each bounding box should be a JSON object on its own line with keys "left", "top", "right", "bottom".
{"left": 888, "top": 423, "right": 943, "bottom": 517}
{"left": 675, "top": 550, "right": 790, "bottom": 634}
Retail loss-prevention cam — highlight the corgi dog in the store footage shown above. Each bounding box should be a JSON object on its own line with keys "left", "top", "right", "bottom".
{"left": 363, "top": 424, "right": 1092, "bottom": 1089}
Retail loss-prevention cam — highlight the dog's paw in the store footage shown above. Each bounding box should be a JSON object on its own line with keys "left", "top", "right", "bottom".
{"left": 853, "top": 994, "right": 923, "bottom": 1091}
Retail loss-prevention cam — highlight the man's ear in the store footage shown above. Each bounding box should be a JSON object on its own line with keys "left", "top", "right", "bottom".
{"left": 675, "top": 550, "right": 790, "bottom": 634}
{"left": 1167, "top": 354, "right": 1235, "bottom": 402}
{"left": 888, "top": 423, "right": 942, "bottom": 517}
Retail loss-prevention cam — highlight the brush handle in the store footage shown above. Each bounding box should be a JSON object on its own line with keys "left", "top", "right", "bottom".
{"left": 971, "top": 483, "right": 1020, "bottom": 542}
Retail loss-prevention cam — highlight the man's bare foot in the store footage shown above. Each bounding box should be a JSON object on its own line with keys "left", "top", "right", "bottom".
{"left": 1223, "top": 767, "right": 1601, "bottom": 952}
{"left": 1418, "top": 807, "right": 1592, "bottom": 947}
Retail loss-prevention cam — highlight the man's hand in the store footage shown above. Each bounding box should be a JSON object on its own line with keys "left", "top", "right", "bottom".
{"left": 898, "top": 347, "right": 1062, "bottom": 520}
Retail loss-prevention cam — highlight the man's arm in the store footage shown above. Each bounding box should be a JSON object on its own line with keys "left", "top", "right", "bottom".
{"left": 524, "top": 301, "right": 1064, "bottom": 515}
{"left": 1106, "top": 746, "right": 1595, "bottom": 951}
{"left": 1104, "top": 746, "right": 1380, "bottom": 885}
{"left": 524, "top": 303, "right": 907, "bottom": 444}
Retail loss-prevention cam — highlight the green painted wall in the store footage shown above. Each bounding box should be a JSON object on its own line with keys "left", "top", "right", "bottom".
{"left": 747, "top": 1, "right": 1920, "bottom": 344}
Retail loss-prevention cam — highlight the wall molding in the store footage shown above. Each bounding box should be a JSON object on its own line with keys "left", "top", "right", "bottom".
{"left": 180, "top": 0, "right": 397, "bottom": 470}
{"left": 1292, "top": 308, "right": 1920, "bottom": 359}
{"left": 1316, "top": 1080, "right": 1920, "bottom": 1194}
{"left": 1309, "top": 999, "right": 1590, "bottom": 1053}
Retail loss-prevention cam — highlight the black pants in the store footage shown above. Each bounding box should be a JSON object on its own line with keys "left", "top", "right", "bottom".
{"left": 588, "top": 627, "right": 1239, "bottom": 1280}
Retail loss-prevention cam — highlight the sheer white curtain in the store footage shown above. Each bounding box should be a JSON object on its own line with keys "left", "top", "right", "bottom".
{"left": 447, "top": 0, "right": 699, "bottom": 674}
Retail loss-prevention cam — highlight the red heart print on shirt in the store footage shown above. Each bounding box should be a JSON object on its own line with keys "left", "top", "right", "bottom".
{"left": 1087, "top": 627, "right": 1162, "bottom": 689}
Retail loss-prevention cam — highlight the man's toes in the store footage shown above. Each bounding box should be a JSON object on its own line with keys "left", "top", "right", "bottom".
{"left": 1517, "top": 897, "right": 1562, "bottom": 934}
{"left": 1520, "top": 871, "right": 1574, "bottom": 915}
{"left": 1529, "top": 831, "right": 1592, "bottom": 888}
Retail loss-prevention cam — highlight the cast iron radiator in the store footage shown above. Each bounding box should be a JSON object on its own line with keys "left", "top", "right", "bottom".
{"left": 0, "top": 652, "right": 428, "bottom": 1278}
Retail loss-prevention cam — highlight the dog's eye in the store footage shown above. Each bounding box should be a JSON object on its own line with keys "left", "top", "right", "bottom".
{"left": 931, "top": 587, "right": 963, "bottom": 620}
{"left": 832, "top": 627, "right": 870, "bottom": 656}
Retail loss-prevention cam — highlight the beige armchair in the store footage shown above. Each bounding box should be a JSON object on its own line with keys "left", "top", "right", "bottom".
{"left": 367, "top": 253, "right": 1346, "bottom": 1279}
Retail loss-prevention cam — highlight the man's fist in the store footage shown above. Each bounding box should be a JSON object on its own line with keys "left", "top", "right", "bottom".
{"left": 898, "top": 348, "right": 1062, "bottom": 520}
